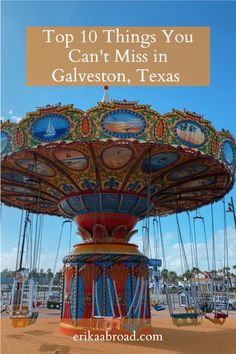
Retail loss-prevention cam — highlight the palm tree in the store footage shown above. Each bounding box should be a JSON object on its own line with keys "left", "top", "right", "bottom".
{"left": 168, "top": 271, "right": 178, "bottom": 285}
{"left": 46, "top": 268, "right": 54, "bottom": 284}
{"left": 191, "top": 267, "right": 201, "bottom": 275}
{"left": 30, "top": 269, "right": 40, "bottom": 281}
{"left": 178, "top": 274, "right": 184, "bottom": 282}
{"left": 161, "top": 268, "right": 169, "bottom": 282}
{"left": 54, "top": 271, "right": 62, "bottom": 285}
{"left": 223, "top": 266, "right": 231, "bottom": 276}
{"left": 232, "top": 265, "right": 236, "bottom": 276}
{"left": 182, "top": 270, "right": 193, "bottom": 280}
{"left": 210, "top": 270, "right": 217, "bottom": 279}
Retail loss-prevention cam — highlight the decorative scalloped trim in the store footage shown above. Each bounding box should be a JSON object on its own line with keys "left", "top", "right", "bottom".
{"left": 111, "top": 225, "right": 127, "bottom": 240}
{"left": 77, "top": 226, "right": 91, "bottom": 241}
{"left": 93, "top": 224, "right": 109, "bottom": 241}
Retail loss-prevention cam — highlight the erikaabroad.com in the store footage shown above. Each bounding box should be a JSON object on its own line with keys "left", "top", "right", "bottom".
{"left": 73, "top": 330, "right": 163, "bottom": 342}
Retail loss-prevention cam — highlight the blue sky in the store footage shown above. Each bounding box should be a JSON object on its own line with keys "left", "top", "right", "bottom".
{"left": 1, "top": 1, "right": 236, "bottom": 273}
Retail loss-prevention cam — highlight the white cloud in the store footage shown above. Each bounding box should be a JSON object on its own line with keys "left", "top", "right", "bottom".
{"left": 11, "top": 115, "right": 22, "bottom": 123}
{"left": 132, "top": 226, "right": 236, "bottom": 274}
{"left": 1, "top": 248, "right": 18, "bottom": 270}
{"left": 165, "top": 226, "right": 236, "bottom": 274}
{"left": 1, "top": 228, "right": 235, "bottom": 274}
{"left": 163, "top": 231, "right": 175, "bottom": 242}
{"left": 0, "top": 110, "right": 22, "bottom": 123}
{"left": 1, "top": 247, "right": 66, "bottom": 273}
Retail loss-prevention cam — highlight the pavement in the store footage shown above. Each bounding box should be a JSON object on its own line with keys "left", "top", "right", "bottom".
{"left": 1, "top": 307, "right": 236, "bottom": 354}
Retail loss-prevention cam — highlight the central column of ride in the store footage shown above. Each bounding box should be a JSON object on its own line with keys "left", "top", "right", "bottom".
{"left": 59, "top": 192, "right": 151, "bottom": 335}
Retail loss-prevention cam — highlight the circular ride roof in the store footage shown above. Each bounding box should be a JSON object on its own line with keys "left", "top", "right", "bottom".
{"left": 1, "top": 100, "right": 235, "bottom": 218}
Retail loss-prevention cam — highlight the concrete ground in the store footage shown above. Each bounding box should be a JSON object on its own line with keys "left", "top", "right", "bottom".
{"left": 1, "top": 307, "right": 236, "bottom": 354}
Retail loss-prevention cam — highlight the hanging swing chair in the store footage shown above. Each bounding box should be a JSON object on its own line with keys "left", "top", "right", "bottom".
{"left": 10, "top": 269, "right": 39, "bottom": 328}
{"left": 205, "top": 312, "right": 228, "bottom": 325}
{"left": 90, "top": 278, "right": 123, "bottom": 331}
{"left": 166, "top": 215, "right": 202, "bottom": 327}
{"left": 10, "top": 159, "right": 45, "bottom": 328}
{"left": 122, "top": 276, "right": 150, "bottom": 333}
{"left": 192, "top": 209, "right": 212, "bottom": 314}
{"left": 204, "top": 201, "right": 229, "bottom": 325}
{"left": 152, "top": 298, "right": 165, "bottom": 312}
{"left": 153, "top": 303, "right": 165, "bottom": 311}
{"left": 10, "top": 213, "right": 40, "bottom": 328}
{"left": 171, "top": 313, "right": 201, "bottom": 327}
{"left": 47, "top": 219, "right": 72, "bottom": 310}
{"left": 10, "top": 178, "right": 44, "bottom": 328}
{"left": 170, "top": 286, "right": 202, "bottom": 327}
{"left": 151, "top": 218, "right": 165, "bottom": 312}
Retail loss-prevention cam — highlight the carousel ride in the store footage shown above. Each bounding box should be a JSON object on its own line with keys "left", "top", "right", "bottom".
{"left": 1, "top": 88, "right": 235, "bottom": 334}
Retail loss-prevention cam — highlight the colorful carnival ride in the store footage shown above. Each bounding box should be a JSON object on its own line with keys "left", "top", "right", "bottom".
{"left": 1, "top": 89, "right": 235, "bottom": 334}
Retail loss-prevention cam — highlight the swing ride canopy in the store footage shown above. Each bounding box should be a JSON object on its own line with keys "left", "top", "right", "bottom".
{"left": 1, "top": 99, "right": 235, "bottom": 243}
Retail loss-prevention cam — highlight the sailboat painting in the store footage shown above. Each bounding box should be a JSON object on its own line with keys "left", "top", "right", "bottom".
{"left": 31, "top": 114, "right": 70, "bottom": 142}
{"left": 44, "top": 118, "right": 56, "bottom": 137}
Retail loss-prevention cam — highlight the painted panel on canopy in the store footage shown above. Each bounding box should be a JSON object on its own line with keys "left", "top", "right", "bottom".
{"left": 162, "top": 190, "right": 208, "bottom": 199}
{"left": 1, "top": 131, "right": 9, "bottom": 154}
{"left": 2, "top": 171, "right": 29, "bottom": 184}
{"left": 16, "top": 158, "right": 55, "bottom": 177}
{"left": 54, "top": 149, "right": 88, "bottom": 171}
{"left": 101, "top": 110, "right": 146, "bottom": 138}
{"left": 174, "top": 120, "right": 207, "bottom": 147}
{"left": 102, "top": 146, "right": 133, "bottom": 169}
{"left": 2, "top": 185, "right": 34, "bottom": 193}
{"left": 142, "top": 152, "right": 180, "bottom": 173}
{"left": 16, "top": 195, "right": 53, "bottom": 206}
{"left": 15, "top": 196, "right": 55, "bottom": 209}
{"left": 162, "top": 200, "right": 194, "bottom": 208}
{"left": 47, "top": 187, "right": 64, "bottom": 199}
{"left": 39, "top": 202, "right": 56, "bottom": 209}
{"left": 179, "top": 177, "right": 216, "bottom": 189}
{"left": 188, "top": 190, "right": 212, "bottom": 197}
{"left": 167, "top": 164, "right": 208, "bottom": 181}
{"left": 31, "top": 114, "right": 70, "bottom": 142}
{"left": 222, "top": 141, "right": 235, "bottom": 166}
